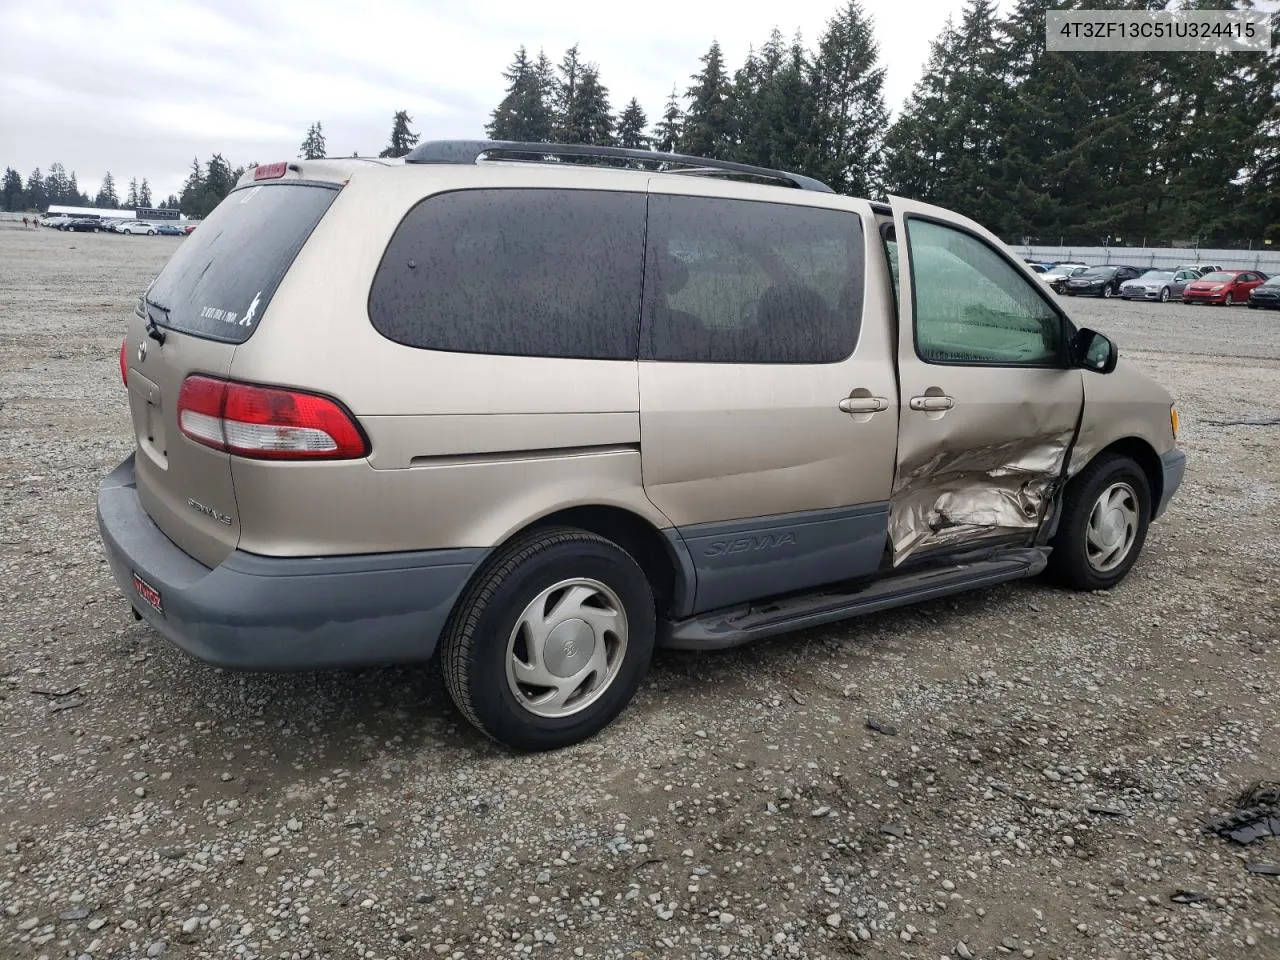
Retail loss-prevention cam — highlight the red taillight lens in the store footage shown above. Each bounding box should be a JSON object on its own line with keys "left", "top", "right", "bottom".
{"left": 176, "top": 375, "right": 368, "bottom": 460}
{"left": 120, "top": 338, "right": 128, "bottom": 387}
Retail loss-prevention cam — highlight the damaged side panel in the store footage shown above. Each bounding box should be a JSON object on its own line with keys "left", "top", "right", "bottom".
{"left": 888, "top": 428, "right": 1074, "bottom": 562}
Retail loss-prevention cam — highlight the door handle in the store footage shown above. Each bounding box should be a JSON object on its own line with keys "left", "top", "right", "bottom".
{"left": 909, "top": 395, "right": 955, "bottom": 412}
{"left": 838, "top": 396, "right": 889, "bottom": 414}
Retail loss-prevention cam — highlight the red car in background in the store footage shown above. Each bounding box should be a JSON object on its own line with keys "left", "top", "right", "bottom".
{"left": 183, "top": 224, "right": 197, "bottom": 235}
{"left": 1182, "top": 269, "right": 1269, "bottom": 306}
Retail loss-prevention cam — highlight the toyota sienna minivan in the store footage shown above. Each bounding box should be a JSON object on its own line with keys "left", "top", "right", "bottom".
{"left": 98, "top": 142, "right": 1186, "bottom": 750}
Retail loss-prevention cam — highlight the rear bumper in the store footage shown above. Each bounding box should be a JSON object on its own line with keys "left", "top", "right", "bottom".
{"left": 96, "top": 454, "right": 486, "bottom": 670}
{"left": 1154, "top": 449, "right": 1187, "bottom": 521}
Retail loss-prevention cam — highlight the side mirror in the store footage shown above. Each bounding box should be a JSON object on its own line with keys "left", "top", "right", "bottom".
{"left": 1075, "top": 328, "right": 1117, "bottom": 373}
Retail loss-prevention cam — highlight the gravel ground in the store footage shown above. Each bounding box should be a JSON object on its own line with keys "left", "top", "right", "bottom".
{"left": 0, "top": 223, "right": 1277, "bottom": 960}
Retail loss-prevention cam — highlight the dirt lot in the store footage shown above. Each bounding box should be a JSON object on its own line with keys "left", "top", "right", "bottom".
{"left": 0, "top": 223, "right": 1277, "bottom": 960}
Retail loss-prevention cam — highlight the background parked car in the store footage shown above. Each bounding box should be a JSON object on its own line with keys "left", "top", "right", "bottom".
{"left": 1177, "top": 264, "right": 1223, "bottom": 276}
{"left": 1183, "top": 270, "right": 1269, "bottom": 306}
{"left": 119, "top": 221, "right": 157, "bottom": 236}
{"left": 1119, "top": 268, "right": 1200, "bottom": 302}
{"left": 42, "top": 215, "right": 74, "bottom": 230}
{"left": 1063, "top": 265, "right": 1143, "bottom": 298}
{"left": 1043, "top": 263, "right": 1089, "bottom": 292}
{"left": 65, "top": 218, "right": 102, "bottom": 233}
{"left": 155, "top": 223, "right": 184, "bottom": 236}
{"left": 183, "top": 224, "right": 197, "bottom": 235}
{"left": 1247, "top": 275, "right": 1280, "bottom": 309}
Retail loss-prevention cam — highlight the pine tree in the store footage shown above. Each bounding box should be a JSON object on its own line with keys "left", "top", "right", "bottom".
{"left": 96, "top": 171, "right": 119, "bottom": 208}
{"left": 679, "top": 41, "right": 733, "bottom": 158}
{"left": 561, "top": 64, "right": 614, "bottom": 145}
{"left": 67, "top": 171, "right": 80, "bottom": 206}
{"left": 729, "top": 31, "right": 821, "bottom": 178}
{"left": 811, "top": 1, "right": 889, "bottom": 197}
{"left": 126, "top": 178, "right": 139, "bottom": 209}
{"left": 653, "top": 87, "right": 684, "bottom": 153}
{"left": 300, "top": 121, "right": 327, "bottom": 159}
{"left": 204, "top": 155, "right": 234, "bottom": 200}
{"left": 487, "top": 46, "right": 554, "bottom": 142}
{"left": 616, "top": 98, "right": 649, "bottom": 149}
{"left": 2, "top": 168, "right": 22, "bottom": 211}
{"left": 379, "top": 111, "right": 420, "bottom": 158}
{"left": 164, "top": 194, "right": 180, "bottom": 211}
{"left": 138, "top": 178, "right": 152, "bottom": 208}
{"left": 26, "top": 168, "right": 45, "bottom": 211}
{"left": 553, "top": 44, "right": 583, "bottom": 139}
{"left": 46, "top": 163, "right": 69, "bottom": 205}
{"left": 179, "top": 158, "right": 205, "bottom": 216}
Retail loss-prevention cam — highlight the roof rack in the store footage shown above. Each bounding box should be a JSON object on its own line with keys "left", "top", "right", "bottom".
{"left": 403, "top": 140, "right": 834, "bottom": 193}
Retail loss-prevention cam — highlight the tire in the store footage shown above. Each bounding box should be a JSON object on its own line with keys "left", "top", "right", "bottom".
{"left": 147, "top": 230, "right": 156, "bottom": 236}
{"left": 1102, "top": 285, "right": 1114, "bottom": 298}
{"left": 1223, "top": 292, "right": 1234, "bottom": 306}
{"left": 1159, "top": 287, "right": 1170, "bottom": 302}
{"left": 441, "top": 527, "right": 655, "bottom": 751}
{"left": 1048, "top": 453, "right": 1152, "bottom": 592}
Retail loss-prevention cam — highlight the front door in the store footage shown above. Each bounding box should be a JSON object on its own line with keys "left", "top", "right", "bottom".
{"left": 887, "top": 196, "right": 1085, "bottom": 565}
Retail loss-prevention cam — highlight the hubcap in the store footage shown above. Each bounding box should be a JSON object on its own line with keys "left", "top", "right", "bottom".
{"left": 505, "top": 578, "right": 628, "bottom": 719}
{"left": 1086, "top": 482, "right": 1139, "bottom": 573}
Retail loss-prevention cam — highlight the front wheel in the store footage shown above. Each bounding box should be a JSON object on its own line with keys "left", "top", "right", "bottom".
{"left": 1159, "top": 287, "right": 1170, "bottom": 302}
{"left": 1048, "top": 454, "right": 1151, "bottom": 591}
{"left": 1102, "top": 285, "right": 1114, "bottom": 299}
{"left": 441, "top": 527, "right": 655, "bottom": 751}
{"left": 1223, "top": 292, "right": 1234, "bottom": 306}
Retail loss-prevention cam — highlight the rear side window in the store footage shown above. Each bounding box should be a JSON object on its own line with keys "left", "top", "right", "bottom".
{"left": 369, "top": 189, "right": 646, "bottom": 360}
{"left": 145, "top": 183, "right": 339, "bottom": 344}
{"left": 641, "top": 195, "right": 863, "bottom": 364}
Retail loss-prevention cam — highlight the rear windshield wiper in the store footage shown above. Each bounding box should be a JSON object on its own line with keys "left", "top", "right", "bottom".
{"left": 143, "top": 298, "right": 169, "bottom": 344}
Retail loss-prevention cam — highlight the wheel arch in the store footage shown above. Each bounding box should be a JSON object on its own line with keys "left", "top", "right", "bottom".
{"left": 1072, "top": 437, "right": 1163, "bottom": 514}
{"left": 489, "top": 505, "right": 693, "bottom": 621}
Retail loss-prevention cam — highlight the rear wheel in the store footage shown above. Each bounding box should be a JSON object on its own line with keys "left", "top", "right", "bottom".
{"left": 1048, "top": 454, "right": 1151, "bottom": 591}
{"left": 441, "top": 527, "right": 655, "bottom": 751}
{"left": 147, "top": 230, "right": 156, "bottom": 236}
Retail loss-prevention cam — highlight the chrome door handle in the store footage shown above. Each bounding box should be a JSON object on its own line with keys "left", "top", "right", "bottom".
{"left": 909, "top": 395, "right": 955, "bottom": 412}
{"left": 839, "top": 396, "right": 889, "bottom": 414}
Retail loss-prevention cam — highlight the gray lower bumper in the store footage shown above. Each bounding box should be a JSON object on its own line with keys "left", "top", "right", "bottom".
{"left": 96, "top": 455, "right": 486, "bottom": 670}
{"left": 1155, "top": 448, "right": 1187, "bottom": 520}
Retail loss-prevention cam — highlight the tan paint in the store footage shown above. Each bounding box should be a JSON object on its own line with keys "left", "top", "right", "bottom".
{"left": 638, "top": 179, "right": 899, "bottom": 527}
{"left": 1068, "top": 357, "right": 1177, "bottom": 474}
{"left": 231, "top": 449, "right": 670, "bottom": 556}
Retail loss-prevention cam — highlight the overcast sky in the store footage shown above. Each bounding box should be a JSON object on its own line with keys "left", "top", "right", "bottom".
{"left": 2, "top": 0, "right": 1018, "bottom": 200}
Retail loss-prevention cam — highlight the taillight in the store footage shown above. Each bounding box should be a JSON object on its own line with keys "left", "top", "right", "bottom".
{"left": 120, "top": 338, "right": 128, "bottom": 387}
{"left": 176, "top": 375, "right": 368, "bottom": 460}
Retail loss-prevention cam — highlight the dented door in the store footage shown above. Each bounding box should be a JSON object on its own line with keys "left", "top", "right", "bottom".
{"left": 886, "top": 196, "right": 1084, "bottom": 564}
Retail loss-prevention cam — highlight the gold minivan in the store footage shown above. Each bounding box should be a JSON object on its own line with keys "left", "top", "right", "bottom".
{"left": 98, "top": 142, "right": 1186, "bottom": 750}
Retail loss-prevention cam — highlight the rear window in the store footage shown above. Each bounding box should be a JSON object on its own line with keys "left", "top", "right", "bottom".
{"left": 368, "top": 188, "right": 646, "bottom": 360}
{"left": 144, "top": 182, "right": 339, "bottom": 344}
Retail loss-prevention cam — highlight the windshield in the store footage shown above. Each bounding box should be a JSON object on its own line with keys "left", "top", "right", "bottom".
{"left": 1138, "top": 271, "right": 1173, "bottom": 281}
{"left": 1261, "top": 276, "right": 1280, "bottom": 287}
{"left": 1199, "top": 272, "right": 1236, "bottom": 282}
{"left": 1080, "top": 267, "right": 1115, "bottom": 278}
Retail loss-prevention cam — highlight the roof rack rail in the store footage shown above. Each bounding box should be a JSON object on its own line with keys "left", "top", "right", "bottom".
{"left": 403, "top": 140, "right": 834, "bottom": 194}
